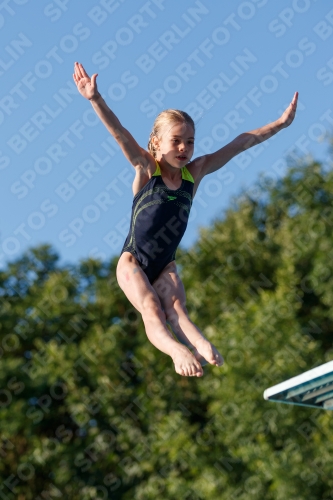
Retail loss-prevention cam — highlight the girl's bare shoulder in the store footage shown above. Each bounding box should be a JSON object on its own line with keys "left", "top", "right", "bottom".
{"left": 132, "top": 153, "right": 157, "bottom": 196}
{"left": 186, "top": 155, "right": 208, "bottom": 182}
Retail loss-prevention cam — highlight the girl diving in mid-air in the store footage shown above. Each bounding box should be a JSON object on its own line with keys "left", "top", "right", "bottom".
{"left": 73, "top": 61, "right": 298, "bottom": 378}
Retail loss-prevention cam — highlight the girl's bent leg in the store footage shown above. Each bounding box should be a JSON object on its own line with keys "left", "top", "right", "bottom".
{"left": 152, "top": 261, "right": 224, "bottom": 368}
{"left": 116, "top": 252, "right": 203, "bottom": 377}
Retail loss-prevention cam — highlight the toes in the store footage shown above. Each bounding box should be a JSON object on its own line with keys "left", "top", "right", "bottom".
{"left": 173, "top": 353, "right": 204, "bottom": 377}
{"left": 194, "top": 365, "right": 203, "bottom": 377}
{"left": 176, "top": 365, "right": 203, "bottom": 377}
{"left": 209, "top": 350, "right": 223, "bottom": 366}
{"left": 217, "top": 354, "right": 224, "bottom": 366}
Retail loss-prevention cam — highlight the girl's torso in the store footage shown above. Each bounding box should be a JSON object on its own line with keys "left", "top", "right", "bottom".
{"left": 121, "top": 161, "right": 194, "bottom": 282}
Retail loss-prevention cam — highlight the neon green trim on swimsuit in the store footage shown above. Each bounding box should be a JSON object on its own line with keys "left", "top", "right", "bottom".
{"left": 152, "top": 160, "right": 161, "bottom": 176}
{"left": 182, "top": 166, "right": 194, "bottom": 183}
{"left": 152, "top": 160, "right": 194, "bottom": 183}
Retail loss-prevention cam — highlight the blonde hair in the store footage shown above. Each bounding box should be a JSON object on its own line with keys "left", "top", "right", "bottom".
{"left": 147, "top": 109, "right": 195, "bottom": 158}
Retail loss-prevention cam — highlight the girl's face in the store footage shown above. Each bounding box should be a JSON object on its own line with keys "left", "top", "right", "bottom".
{"left": 154, "top": 121, "right": 195, "bottom": 168}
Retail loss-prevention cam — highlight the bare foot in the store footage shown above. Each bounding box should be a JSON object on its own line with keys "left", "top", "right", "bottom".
{"left": 167, "top": 321, "right": 209, "bottom": 367}
{"left": 192, "top": 349, "right": 208, "bottom": 366}
{"left": 171, "top": 345, "right": 204, "bottom": 377}
{"left": 193, "top": 338, "right": 223, "bottom": 367}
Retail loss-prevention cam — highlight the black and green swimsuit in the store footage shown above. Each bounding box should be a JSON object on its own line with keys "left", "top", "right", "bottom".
{"left": 121, "top": 161, "right": 194, "bottom": 284}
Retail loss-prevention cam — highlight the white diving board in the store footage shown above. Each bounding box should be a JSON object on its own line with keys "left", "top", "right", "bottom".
{"left": 264, "top": 360, "right": 333, "bottom": 410}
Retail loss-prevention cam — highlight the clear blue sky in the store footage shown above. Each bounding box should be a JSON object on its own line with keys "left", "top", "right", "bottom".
{"left": 1, "top": 0, "right": 332, "bottom": 267}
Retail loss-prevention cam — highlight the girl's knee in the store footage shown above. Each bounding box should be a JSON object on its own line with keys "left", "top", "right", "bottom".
{"left": 142, "top": 295, "right": 165, "bottom": 321}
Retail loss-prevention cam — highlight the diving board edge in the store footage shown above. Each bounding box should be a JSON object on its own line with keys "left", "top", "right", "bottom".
{"left": 264, "top": 360, "right": 333, "bottom": 407}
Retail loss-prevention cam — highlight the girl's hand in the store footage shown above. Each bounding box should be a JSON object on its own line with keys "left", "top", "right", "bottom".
{"left": 279, "top": 92, "right": 298, "bottom": 128}
{"left": 73, "top": 62, "right": 99, "bottom": 100}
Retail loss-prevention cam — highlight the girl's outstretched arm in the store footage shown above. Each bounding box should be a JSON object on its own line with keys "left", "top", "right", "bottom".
{"left": 194, "top": 92, "right": 298, "bottom": 178}
{"left": 73, "top": 62, "right": 152, "bottom": 169}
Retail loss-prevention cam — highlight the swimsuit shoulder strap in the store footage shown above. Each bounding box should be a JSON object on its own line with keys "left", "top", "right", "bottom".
{"left": 181, "top": 166, "right": 194, "bottom": 183}
{"left": 152, "top": 160, "right": 161, "bottom": 176}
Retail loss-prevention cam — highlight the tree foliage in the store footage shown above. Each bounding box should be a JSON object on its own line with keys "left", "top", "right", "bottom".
{"left": 1, "top": 151, "right": 333, "bottom": 499}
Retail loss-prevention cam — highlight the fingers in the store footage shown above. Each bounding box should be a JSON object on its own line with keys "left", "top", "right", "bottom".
{"left": 74, "top": 61, "right": 84, "bottom": 79}
{"left": 91, "top": 73, "right": 98, "bottom": 88}
{"left": 73, "top": 63, "right": 83, "bottom": 86}
{"left": 77, "top": 63, "right": 85, "bottom": 79}
{"left": 73, "top": 63, "right": 82, "bottom": 86}
{"left": 79, "top": 62, "right": 90, "bottom": 78}
{"left": 74, "top": 61, "right": 81, "bottom": 78}
{"left": 285, "top": 92, "right": 298, "bottom": 119}
{"left": 291, "top": 91, "right": 298, "bottom": 107}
